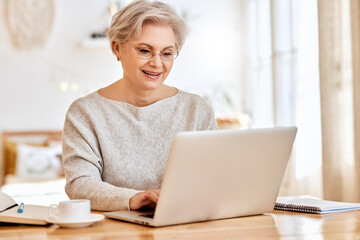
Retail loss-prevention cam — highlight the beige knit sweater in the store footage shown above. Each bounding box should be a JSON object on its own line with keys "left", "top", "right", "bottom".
{"left": 62, "top": 89, "right": 217, "bottom": 211}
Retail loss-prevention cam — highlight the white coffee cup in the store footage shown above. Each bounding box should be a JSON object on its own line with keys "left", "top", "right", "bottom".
{"left": 48, "top": 199, "right": 91, "bottom": 222}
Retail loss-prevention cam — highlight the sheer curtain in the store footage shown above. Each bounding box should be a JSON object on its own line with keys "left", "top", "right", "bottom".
{"left": 318, "top": 0, "right": 360, "bottom": 202}
{"left": 239, "top": 0, "right": 323, "bottom": 198}
{"left": 240, "top": 0, "right": 360, "bottom": 201}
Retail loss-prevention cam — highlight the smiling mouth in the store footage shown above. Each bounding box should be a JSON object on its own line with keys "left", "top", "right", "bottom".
{"left": 142, "top": 70, "right": 161, "bottom": 76}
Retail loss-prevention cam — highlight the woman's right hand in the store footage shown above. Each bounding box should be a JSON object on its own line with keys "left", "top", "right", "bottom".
{"left": 129, "top": 189, "right": 160, "bottom": 210}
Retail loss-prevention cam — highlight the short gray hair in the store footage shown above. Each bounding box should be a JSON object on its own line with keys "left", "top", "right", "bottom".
{"left": 108, "top": 0, "right": 187, "bottom": 54}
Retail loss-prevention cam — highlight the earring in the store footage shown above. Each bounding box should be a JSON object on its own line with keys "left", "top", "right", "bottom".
{"left": 117, "top": 57, "right": 120, "bottom": 61}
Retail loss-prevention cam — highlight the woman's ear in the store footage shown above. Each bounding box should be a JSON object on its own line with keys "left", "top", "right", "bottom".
{"left": 112, "top": 41, "right": 121, "bottom": 61}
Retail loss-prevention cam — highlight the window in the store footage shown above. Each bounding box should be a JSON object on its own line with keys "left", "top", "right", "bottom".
{"left": 240, "top": 0, "right": 322, "bottom": 194}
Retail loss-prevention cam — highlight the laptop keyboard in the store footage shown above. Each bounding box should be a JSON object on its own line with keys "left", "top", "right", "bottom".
{"left": 140, "top": 213, "right": 154, "bottom": 219}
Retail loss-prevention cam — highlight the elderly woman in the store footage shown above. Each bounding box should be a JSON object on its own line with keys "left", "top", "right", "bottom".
{"left": 62, "top": 0, "right": 217, "bottom": 212}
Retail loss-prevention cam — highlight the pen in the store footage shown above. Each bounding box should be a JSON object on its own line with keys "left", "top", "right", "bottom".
{"left": 17, "top": 203, "right": 24, "bottom": 213}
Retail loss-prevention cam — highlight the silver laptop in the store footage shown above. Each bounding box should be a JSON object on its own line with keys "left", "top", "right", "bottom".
{"left": 104, "top": 126, "right": 297, "bottom": 227}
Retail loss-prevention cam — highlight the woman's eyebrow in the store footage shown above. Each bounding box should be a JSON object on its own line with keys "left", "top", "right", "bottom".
{"left": 137, "top": 43, "right": 175, "bottom": 50}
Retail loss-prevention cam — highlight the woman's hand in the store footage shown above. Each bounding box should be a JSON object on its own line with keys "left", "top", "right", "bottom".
{"left": 129, "top": 189, "right": 160, "bottom": 210}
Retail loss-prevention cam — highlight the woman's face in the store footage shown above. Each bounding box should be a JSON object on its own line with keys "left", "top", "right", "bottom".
{"left": 118, "top": 23, "right": 176, "bottom": 91}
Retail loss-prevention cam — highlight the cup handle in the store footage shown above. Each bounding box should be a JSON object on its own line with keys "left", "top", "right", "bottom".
{"left": 48, "top": 204, "right": 59, "bottom": 220}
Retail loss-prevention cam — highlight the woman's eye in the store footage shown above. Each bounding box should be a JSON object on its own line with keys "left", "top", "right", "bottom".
{"left": 139, "top": 49, "right": 151, "bottom": 54}
{"left": 163, "top": 52, "right": 174, "bottom": 56}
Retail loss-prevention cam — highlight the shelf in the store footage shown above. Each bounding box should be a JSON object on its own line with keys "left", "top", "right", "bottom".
{"left": 80, "top": 38, "right": 108, "bottom": 48}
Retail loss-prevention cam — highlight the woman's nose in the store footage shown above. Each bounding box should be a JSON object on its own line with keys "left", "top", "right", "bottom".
{"left": 149, "top": 54, "right": 163, "bottom": 67}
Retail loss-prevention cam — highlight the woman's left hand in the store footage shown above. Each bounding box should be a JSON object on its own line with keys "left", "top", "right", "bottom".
{"left": 129, "top": 189, "right": 160, "bottom": 210}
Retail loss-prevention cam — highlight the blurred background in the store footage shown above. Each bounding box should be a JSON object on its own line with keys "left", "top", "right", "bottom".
{"left": 0, "top": 0, "right": 360, "bottom": 203}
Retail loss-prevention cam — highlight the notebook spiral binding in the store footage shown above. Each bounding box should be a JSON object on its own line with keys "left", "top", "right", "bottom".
{"left": 274, "top": 203, "right": 321, "bottom": 214}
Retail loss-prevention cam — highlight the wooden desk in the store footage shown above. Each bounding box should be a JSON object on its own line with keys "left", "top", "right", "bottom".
{"left": 1, "top": 210, "right": 360, "bottom": 239}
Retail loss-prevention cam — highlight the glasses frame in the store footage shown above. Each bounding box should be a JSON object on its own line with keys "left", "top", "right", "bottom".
{"left": 127, "top": 41, "right": 179, "bottom": 62}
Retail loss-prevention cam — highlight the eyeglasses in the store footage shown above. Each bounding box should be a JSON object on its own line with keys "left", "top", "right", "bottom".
{"left": 127, "top": 41, "right": 179, "bottom": 61}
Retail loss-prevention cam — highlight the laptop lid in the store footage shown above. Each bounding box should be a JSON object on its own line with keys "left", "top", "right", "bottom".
{"left": 152, "top": 126, "right": 297, "bottom": 226}
{"left": 104, "top": 127, "right": 297, "bottom": 226}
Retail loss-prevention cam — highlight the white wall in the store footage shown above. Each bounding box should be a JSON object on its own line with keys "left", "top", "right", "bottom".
{"left": 0, "top": 0, "right": 242, "bottom": 131}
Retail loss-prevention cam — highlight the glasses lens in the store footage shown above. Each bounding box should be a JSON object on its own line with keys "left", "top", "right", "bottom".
{"left": 137, "top": 48, "right": 153, "bottom": 59}
{"left": 160, "top": 50, "right": 177, "bottom": 61}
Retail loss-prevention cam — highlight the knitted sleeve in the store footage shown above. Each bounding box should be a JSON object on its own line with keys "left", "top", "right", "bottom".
{"left": 62, "top": 100, "right": 140, "bottom": 211}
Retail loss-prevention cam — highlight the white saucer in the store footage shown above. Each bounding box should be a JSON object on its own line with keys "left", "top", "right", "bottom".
{"left": 45, "top": 213, "right": 104, "bottom": 228}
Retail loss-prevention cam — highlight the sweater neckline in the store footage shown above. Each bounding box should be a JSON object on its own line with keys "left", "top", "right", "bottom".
{"left": 94, "top": 89, "right": 181, "bottom": 109}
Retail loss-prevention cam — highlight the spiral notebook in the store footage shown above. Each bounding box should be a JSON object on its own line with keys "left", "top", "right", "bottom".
{"left": 275, "top": 196, "right": 360, "bottom": 214}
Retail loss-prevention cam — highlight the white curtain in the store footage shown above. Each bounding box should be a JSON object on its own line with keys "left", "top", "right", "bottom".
{"left": 318, "top": 0, "right": 360, "bottom": 202}
{"left": 239, "top": 0, "right": 323, "bottom": 198}
{"left": 240, "top": 0, "right": 360, "bottom": 202}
